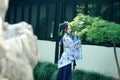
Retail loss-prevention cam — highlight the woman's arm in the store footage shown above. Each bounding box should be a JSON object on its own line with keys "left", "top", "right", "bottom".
{"left": 63, "top": 36, "right": 82, "bottom": 60}
{"left": 63, "top": 36, "right": 80, "bottom": 48}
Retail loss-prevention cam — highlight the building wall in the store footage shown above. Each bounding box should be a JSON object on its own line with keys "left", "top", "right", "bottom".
{"left": 5, "top": 2, "right": 75, "bottom": 40}
{"left": 37, "top": 40, "right": 120, "bottom": 79}
{"left": 76, "top": 45, "right": 120, "bottom": 79}
{"left": 5, "top": 0, "right": 120, "bottom": 41}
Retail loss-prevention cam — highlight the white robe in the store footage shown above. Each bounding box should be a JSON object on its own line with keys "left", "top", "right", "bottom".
{"left": 58, "top": 33, "right": 82, "bottom": 68}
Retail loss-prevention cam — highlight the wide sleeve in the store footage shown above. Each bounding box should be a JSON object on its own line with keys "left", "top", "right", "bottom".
{"left": 63, "top": 36, "right": 82, "bottom": 60}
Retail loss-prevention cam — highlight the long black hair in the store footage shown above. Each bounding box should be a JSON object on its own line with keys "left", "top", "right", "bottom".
{"left": 59, "top": 22, "right": 69, "bottom": 57}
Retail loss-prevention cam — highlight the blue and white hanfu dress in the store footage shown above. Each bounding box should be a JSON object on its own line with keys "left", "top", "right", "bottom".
{"left": 56, "top": 33, "right": 82, "bottom": 80}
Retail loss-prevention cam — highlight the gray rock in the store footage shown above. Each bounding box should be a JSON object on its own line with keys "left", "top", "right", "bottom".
{"left": 0, "top": 0, "right": 38, "bottom": 80}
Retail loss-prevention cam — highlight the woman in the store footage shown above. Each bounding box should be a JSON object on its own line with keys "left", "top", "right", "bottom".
{"left": 56, "top": 22, "right": 82, "bottom": 80}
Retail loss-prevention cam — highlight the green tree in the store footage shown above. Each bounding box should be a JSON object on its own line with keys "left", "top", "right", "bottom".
{"left": 86, "top": 21, "right": 120, "bottom": 79}
{"left": 70, "top": 13, "right": 120, "bottom": 79}
{"left": 70, "top": 13, "right": 100, "bottom": 41}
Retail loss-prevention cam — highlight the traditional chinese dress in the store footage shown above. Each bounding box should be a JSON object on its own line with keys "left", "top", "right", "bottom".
{"left": 56, "top": 33, "right": 82, "bottom": 80}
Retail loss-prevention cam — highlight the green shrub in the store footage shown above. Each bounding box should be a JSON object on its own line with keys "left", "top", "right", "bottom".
{"left": 70, "top": 13, "right": 100, "bottom": 41}
{"left": 33, "top": 62, "right": 115, "bottom": 80}
{"left": 33, "top": 61, "right": 57, "bottom": 80}
{"left": 72, "top": 69, "right": 86, "bottom": 80}
{"left": 50, "top": 70, "right": 58, "bottom": 80}
{"left": 83, "top": 71, "right": 113, "bottom": 80}
{"left": 70, "top": 13, "right": 120, "bottom": 46}
{"left": 72, "top": 69, "right": 114, "bottom": 80}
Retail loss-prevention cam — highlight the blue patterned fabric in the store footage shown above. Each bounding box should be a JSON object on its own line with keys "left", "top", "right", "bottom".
{"left": 58, "top": 33, "right": 82, "bottom": 68}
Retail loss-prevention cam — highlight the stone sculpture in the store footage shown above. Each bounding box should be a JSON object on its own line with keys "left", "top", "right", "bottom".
{"left": 0, "top": 0, "right": 38, "bottom": 80}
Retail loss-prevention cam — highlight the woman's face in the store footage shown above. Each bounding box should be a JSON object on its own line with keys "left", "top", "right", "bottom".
{"left": 66, "top": 24, "right": 72, "bottom": 34}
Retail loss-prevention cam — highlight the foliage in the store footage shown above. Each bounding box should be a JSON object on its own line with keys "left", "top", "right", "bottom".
{"left": 71, "top": 13, "right": 120, "bottom": 79}
{"left": 83, "top": 71, "right": 113, "bottom": 80}
{"left": 70, "top": 13, "right": 120, "bottom": 45}
{"left": 105, "top": 22, "right": 120, "bottom": 44}
{"left": 86, "top": 20, "right": 108, "bottom": 43}
{"left": 33, "top": 61, "right": 57, "bottom": 80}
{"left": 87, "top": 21, "right": 120, "bottom": 44}
{"left": 72, "top": 69, "right": 113, "bottom": 80}
{"left": 72, "top": 69, "right": 86, "bottom": 80}
{"left": 70, "top": 13, "right": 100, "bottom": 41}
{"left": 50, "top": 70, "right": 58, "bottom": 80}
{"left": 33, "top": 61, "right": 115, "bottom": 80}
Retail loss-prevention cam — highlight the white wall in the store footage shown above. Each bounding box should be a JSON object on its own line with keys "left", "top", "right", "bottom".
{"left": 76, "top": 45, "right": 120, "bottom": 79}
{"left": 38, "top": 40, "right": 55, "bottom": 62}
{"left": 37, "top": 40, "right": 120, "bottom": 79}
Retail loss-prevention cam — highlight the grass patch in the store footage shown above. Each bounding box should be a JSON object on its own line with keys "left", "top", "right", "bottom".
{"left": 83, "top": 71, "right": 113, "bottom": 80}
{"left": 50, "top": 70, "right": 58, "bottom": 80}
{"left": 33, "top": 61, "right": 57, "bottom": 80}
{"left": 33, "top": 61, "right": 116, "bottom": 80}
{"left": 72, "top": 69, "right": 86, "bottom": 80}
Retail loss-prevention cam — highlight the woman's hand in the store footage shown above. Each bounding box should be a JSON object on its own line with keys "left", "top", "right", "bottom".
{"left": 74, "top": 31, "right": 78, "bottom": 37}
